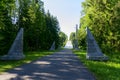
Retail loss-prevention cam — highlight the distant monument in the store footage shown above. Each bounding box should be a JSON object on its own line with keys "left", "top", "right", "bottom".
{"left": 50, "top": 41, "right": 55, "bottom": 50}
{"left": 86, "top": 27, "right": 108, "bottom": 61}
{"left": 73, "top": 40, "right": 79, "bottom": 50}
{"left": 74, "top": 24, "right": 79, "bottom": 50}
{"left": 0, "top": 28, "right": 25, "bottom": 60}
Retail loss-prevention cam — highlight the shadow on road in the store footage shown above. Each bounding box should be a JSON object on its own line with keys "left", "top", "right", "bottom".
{"left": 0, "top": 49, "right": 96, "bottom": 80}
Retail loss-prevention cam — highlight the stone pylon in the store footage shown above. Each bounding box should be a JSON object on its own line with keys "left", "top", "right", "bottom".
{"left": 0, "top": 28, "right": 25, "bottom": 60}
{"left": 86, "top": 27, "right": 108, "bottom": 61}
{"left": 50, "top": 41, "right": 55, "bottom": 50}
{"left": 74, "top": 24, "right": 79, "bottom": 50}
{"left": 73, "top": 40, "right": 79, "bottom": 50}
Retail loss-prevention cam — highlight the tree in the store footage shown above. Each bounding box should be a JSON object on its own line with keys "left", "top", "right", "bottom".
{"left": 59, "top": 31, "right": 68, "bottom": 47}
{"left": 44, "top": 11, "right": 60, "bottom": 49}
{"left": 80, "top": 0, "right": 120, "bottom": 53}
{"left": 77, "top": 26, "right": 86, "bottom": 50}
{"left": 69, "top": 32, "right": 76, "bottom": 48}
{"left": 0, "top": 0, "right": 62, "bottom": 55}
{"left": 0, "top": 0, "right": 17, "bottom": 55}
{"left": 17, "top": 0, "right": 61, "bottom": 50}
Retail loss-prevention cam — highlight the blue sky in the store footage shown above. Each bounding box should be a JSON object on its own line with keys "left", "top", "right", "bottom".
{"left": 41, "top": 0, "right": 84, "bottom": 37}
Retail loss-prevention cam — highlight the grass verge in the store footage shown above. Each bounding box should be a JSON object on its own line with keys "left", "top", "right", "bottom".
{"left": 74, "top": 50, "right": 120, "bottom": 80}
{"left": 0, "top": 50, "right": 55, "bottom": 73}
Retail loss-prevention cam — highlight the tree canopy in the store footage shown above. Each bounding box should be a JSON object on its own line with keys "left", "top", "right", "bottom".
{"left": 78, "top": 0, "right": 120, "bottom": 53}
{"left": 0, "top": 0, "right": 67, "bottom": 55}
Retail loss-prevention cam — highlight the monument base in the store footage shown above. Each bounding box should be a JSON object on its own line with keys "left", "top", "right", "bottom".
{"left": 86, "top": 55, "right": 108, "bottom": 61}
{"left": 0, "top": 53, "right": 25, "bottom": 60}
{"left": 74, "top": 47, "right": 79, "bottom": 50}
{"left": 0, "top": 28, "right": 25, "bottom": 60}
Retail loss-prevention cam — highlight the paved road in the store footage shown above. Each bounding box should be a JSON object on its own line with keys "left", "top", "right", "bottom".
{"left": 0, "top": 49, "right": 96, "bottom": 80}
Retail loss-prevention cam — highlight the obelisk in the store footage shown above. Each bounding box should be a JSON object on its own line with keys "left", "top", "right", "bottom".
{"left": 0, "top": 28, "right": 25, "bottom": 60}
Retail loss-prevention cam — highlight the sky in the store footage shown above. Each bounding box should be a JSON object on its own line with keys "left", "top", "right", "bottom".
{"left": 41, "top": 0, "right": 84, "bottom": 38}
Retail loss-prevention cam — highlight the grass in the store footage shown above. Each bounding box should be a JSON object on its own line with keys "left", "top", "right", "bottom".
{"left": 74, "top": 50, "right": 120, "bottom": 80}
{"left": 0, "top": 50, "right": 55, "bottom": 73}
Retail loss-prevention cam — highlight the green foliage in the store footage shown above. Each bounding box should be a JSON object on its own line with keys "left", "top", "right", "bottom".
{"left": 59, "top": 31, "right": 68, "bottom": 47}
{"left": 80, "top": 0, "right": 120, "bottom": 53}
{"left": 74, "top": 50, "right": 120, "bottom": 80}
{"left": 69, "top": 32, "right": 75, "bottom": 41}
{"left": 77, "top": 26, "right": 86, "bottom": 50}
{"left": 69, "top": 32, "right": 76, "bottom": 47}
{"left": 0, "top": 0, "right": 62, "bottom": 55}
{"left": 0, "top": 0, "right": 17, "bottom": 55}
{"left": 44, "top": 11, "right": 60, "bottom": 49}
{"left": 18, "top": 0, "right": 61, "bottom": 51}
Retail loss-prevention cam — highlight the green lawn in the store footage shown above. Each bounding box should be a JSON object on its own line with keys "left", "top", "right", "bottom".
{"left": 0, "top": 51, "right": 54, "bottom": 73}
{"left": 74, "top": 50, "right": 120, "bottom": 80}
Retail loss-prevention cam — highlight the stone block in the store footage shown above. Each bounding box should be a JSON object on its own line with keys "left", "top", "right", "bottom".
{"left": 0, "top": 28, "right": 25, "bottom": 60}
{"left": 50, "top": 41, "right": 55, "bottom": 50}
{"left": 86, "top": 27, "right": 108, "bottom": 61}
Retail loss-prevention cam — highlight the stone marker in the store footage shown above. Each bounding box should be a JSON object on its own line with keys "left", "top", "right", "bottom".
{"left": 73, "top": 40, "right": 79, "bottom": 50}
{"left": 74, "top": 24, "right": 79, "bottom": 50}
{"left": 0, "top": 28, "right": 25, "bottom": 60}
{"left": 50, "top": 41, "right": 55, "bottom": 50}
{"left": 86, "top": 27, "right": 108, "bottom": 61}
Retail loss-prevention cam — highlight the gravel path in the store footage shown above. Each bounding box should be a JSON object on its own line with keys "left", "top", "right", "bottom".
{"left": 0, "top": 49, "right": 96, "bottom": 80}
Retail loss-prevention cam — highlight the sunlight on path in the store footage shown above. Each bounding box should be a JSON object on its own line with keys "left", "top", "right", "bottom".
{"left": 64, "top": 41, "right": 73, "bottom": 49}
{"left": 0, "top": 49, "right": 96, "bottom": 80}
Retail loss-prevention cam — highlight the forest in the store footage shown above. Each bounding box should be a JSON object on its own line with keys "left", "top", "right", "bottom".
{"left": 70, "top": 1, "right": 120, "bottom": 79}
{"left": 0, "top": 0, "right": 120, "bottom": 79}
{"left": 0, "top": 0, "right": 68, "bottom": 55}
{"left": 73, "top": 0, "right": 120, "bottom": 54}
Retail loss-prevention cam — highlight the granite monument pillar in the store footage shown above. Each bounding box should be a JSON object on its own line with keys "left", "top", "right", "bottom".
{"left": 0, "top": 28, "right": 25, "bottom": 60}
{"left": 86, "top": 27, "right": 108, "bottom": 61}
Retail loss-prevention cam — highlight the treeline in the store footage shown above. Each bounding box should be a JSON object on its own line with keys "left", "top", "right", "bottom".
{"left": 0, "top": 0, "right": 67, "bottom": 55}
{"left": 78, "top": 0, "right": 120, "bottom": 53}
